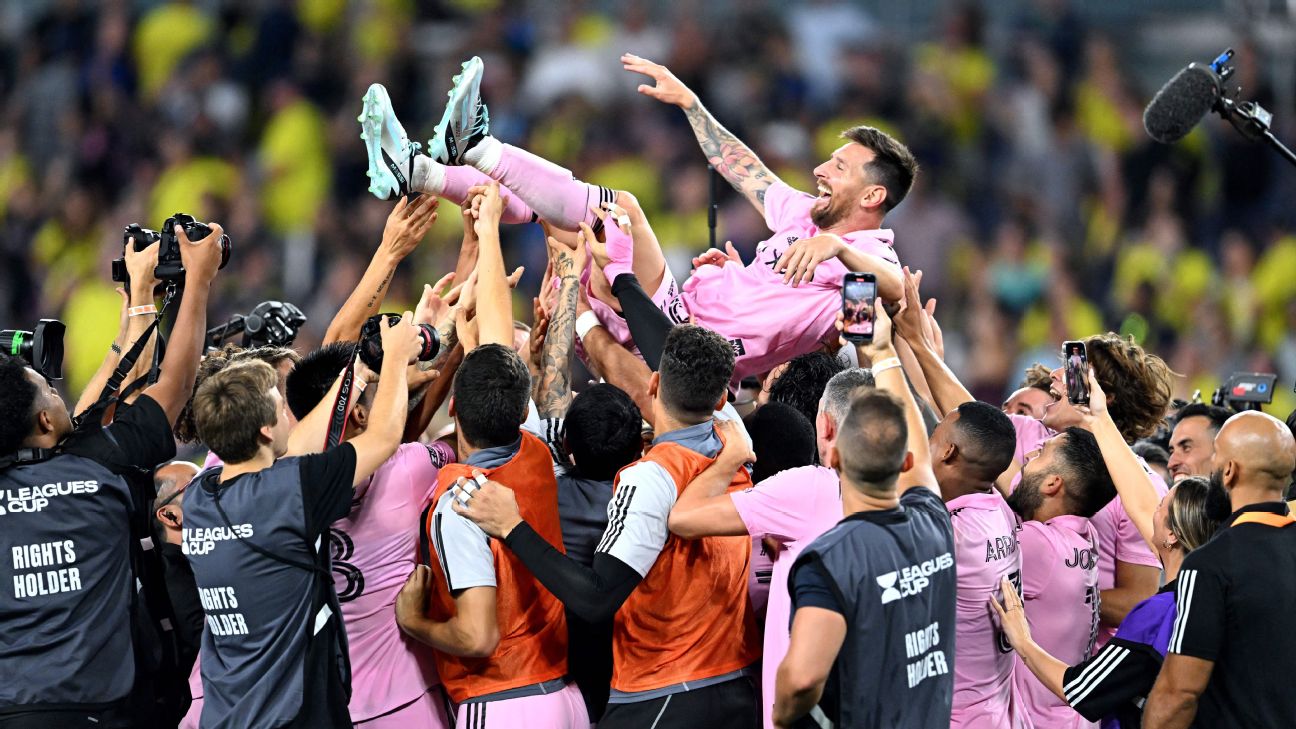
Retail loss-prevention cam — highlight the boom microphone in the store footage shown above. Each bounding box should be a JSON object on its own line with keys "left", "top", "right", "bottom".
{"left": 1142, "top": 63, "right": 1220, "bottom": 144}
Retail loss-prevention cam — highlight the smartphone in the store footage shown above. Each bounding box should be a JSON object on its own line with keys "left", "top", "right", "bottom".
{"left": 842, "top": 273, "right": 877, "bottom": 344}
{"left": 1062, "top": 341, "right": 1089, "bottom": 406}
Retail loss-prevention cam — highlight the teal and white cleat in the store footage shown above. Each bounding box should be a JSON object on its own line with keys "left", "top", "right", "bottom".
{"left": 428, "top": 56, "right": 490, "bottom": 166}
{"left": 358, "top": 83, "right": 420, "bottom": 200}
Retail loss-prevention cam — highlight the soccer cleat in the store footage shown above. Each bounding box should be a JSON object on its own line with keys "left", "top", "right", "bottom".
{"left": 428, "top": 56, "right": 490, "bottom": 166}
{"left": 359, "top": 83, "right": 420, "bottom": 201}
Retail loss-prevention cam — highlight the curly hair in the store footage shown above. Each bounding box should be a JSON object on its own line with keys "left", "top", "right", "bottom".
{"left": 0, "top": 355, "right": 39, "bottom": 454}
{"left": 1020, "top": 363, "right": 1053, "bottom": 392}
{"left": 175, "top": 344, "right": 300, "bottom": 443}
{"left": 1084, "top": 333, "right": 1175, "bottom": 443}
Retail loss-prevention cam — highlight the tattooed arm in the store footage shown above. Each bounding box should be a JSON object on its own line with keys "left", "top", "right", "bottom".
{"left": 623, "top": 53, "right": 781, "bottom": 216}
{"left": 535, "top": 232, "right": 585, "bottom": 418}
{"left": 324, "top": 195, "right": 439, "bottom": 345}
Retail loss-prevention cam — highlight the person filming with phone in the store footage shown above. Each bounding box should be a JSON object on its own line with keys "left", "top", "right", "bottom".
{"left": 0, "top": 222, "right": 227, "bottom": 729}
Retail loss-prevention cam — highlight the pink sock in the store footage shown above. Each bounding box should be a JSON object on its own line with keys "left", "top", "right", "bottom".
{"left": 484, "top": 143, "right": 613, "bottom": 231}
{"left": 437, "top": 166, "right": 537, "bottom": 225}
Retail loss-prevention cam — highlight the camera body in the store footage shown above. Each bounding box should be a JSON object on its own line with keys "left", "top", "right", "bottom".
{"left": 0, "top": 319, "right": 66, "bottom": 381}
{"left": 112, "top": 213, "right": 232, "bottom": 284}
{"left": 358, "top": 313, "right": 439, "bottom": 370}
{"left": 1211, "top": 372, "right": 1277, "bottom": 412}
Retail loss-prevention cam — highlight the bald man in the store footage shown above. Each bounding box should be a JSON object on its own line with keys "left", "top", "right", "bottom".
{"left": 1144, "top": 412, "right": 1296, "bottom": 729}
{"left": 150, "top": 461, "right": 206, "bottom": 729}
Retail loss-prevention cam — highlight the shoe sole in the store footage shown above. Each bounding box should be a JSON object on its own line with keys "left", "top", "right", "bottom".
{"left": 359, "top": 84, "right": 412, "bottom": 200}
{"left": 429, "top": 57, "right": 484, "bottom": 165}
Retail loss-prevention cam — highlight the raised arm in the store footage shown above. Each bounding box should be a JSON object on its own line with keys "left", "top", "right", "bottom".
{"left": 854, "top": 302, "right": 938, "bottom": 496}
{"left": 323, "top": 195, "right": 439, "bottom": 345}
{"left": 1080, "top": 370, "right": 1159, "bottom": 549}
{"left": 139, "top": 225, "right": 224, "bottom": 424}
{"left": 622, "top": 53, "right": 781, "bottom": 216}
{"left": 75, "top": 288, "right": 131, "bottom": 417}
{"left": 891, "top": 267, "right": 974, "bottom": 415}
{"left": 534, "top": 229, "right": 586, "bottom": 418}
{"left": 469, "top": 183, "right": 515, "bottom": 348}
{"left": 346, "top": 313, "right": 419, "bottom": 484}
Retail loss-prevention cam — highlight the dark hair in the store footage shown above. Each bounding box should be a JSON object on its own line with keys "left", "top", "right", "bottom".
{"left": 1172, "top": 403, "right": 1232, "bottom": 436}
{"left": 951, "top": 401, "right": 1016, "bottom": 481}
{"left": 769, "top": 352, "right": 846, "bottom": 431}
{"left": 177, "top": 343, "right": 301, "bottom": 443}
{"left": 1167, "top": 475, "right": 1231, "bottom": 552}
{"left": 285, "top": 342, "right": 359, "bottom": 421}
{"left": 1055, "top": 427, "right": 1117, "bottom": 518}
{"left": 1020, "top": 363, "right": 1053, "bottom": 392}
{"left": 193, "top": 361, "right": 280, "bottom": 463}
{"left": 836, "top": 390, "right": 909, "bottom": 492}
{"left": 746, "top": 403, "right": 817, "bottom": 483}
{"left": 658, "top": 326, "right": 734, "bottom": 421}
{"left": 1132, "top": 440, "right": 1171, "bottom": 469}
{"left": 0, "top": 355, "right": 39, "bottom": 454}
{"left": 1084, "top": 333, "right": 1174, "bottom": 442}
{"left": 841, "top": 126, "right": 918, "bottom": 212}
{"left": 453, "top": 344, "right": 531, "bottom": 449}
{"left": 565, "top": 384, "right": 643, "bottom": 481}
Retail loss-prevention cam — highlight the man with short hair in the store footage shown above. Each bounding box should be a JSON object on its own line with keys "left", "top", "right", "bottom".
{"left": 1166, "top": 404, "right": 1232, "bottom": 483}
{"left": 451, "top": 325, "right": 761, "bottom": 729}
{"left": 184, "top": 314, "right": 421, "bottom": 729}
{"left": 929, "top": 401, "right": 1029, "bottom": 728}
{"left": 774, "top": 304, "right": 954, "bottom": 728}
{"left": 1144, "top": 411, "right": 1296, "bottom": 729}
{"left": 1007, "top": 428, "right": 1116, "bottom": 729}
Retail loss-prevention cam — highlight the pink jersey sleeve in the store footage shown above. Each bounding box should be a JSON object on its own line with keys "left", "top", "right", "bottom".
{"left": 1017, "top": 522, "right": 1054, "bottom": 600}
{"left": 762, "top": 181, "right": 816, "bottom": 231}
{"left": 382, "top": 441, "right": 454, "bottom": 507}
{"left": 730, "top": 466, "right": 820, "bottom": 542}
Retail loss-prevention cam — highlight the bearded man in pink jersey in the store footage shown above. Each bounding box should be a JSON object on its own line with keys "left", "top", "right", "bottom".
{"left": 1007, "top": 428, "right": 1117, "bottom": 729}
{"left": 359, "top": 55, "right": 913, "bottom": 381}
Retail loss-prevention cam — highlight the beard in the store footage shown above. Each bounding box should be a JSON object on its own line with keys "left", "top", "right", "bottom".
{"left": 810, "top": 194, "right": 852, "bottom": 229}
{"left": 1008, "top": 470, "right": 1047, "bottom": 520}
{"left": 1210, "top": 468, "right": 1227, "bottom": 493}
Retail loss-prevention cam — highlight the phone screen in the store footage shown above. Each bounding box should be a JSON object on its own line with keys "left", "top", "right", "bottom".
{"left": 1063, "top": 341, "right": 1089, "bottom": 405}
{"left": 843, "top": 278, "right": 877, "bottom": 338}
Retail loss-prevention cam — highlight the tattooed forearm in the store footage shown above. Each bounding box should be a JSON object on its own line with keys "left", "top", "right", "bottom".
{"left": 367, "top": 268, "right": 395, "bottom": 309}
{"left": 536, "top": 261, "right": 580, "bottom": 418}
{"left": 683, "top": 102, "right": 779, "bottom": 212}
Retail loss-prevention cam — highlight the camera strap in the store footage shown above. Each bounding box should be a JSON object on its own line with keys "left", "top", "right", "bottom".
{"left": 324, "top": 348, "right": 363, "bottom": 450}
{"left": 95, "top": 285, "right": 178, "bottom": 409}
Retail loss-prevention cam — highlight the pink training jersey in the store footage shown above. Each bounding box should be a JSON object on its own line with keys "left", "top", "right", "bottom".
{"left": 947, "top": 490, "right": 1031, "bottom": 729}
{"left": 334, "top": 441, "right": 454, "bottom": 723}
{"left": 677, "top": 181, "right": 901, "bottom": 382}
{"left": 1014, "top": 516, "right": 1101, "bottom": 729}
{"left": 729, "top": 464, "right": 842, "bottom": 729}
{"left": 1008, "top": 415, "right": 1167, "bottom": 648}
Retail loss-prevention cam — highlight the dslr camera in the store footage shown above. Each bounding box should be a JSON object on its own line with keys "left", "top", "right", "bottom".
{"left": 112, "top": 213, "right": 232, "bottom": 284}
{"left": 1211, "top": 372, "right": 1277, "bottom": 412}
{"left": 358, "top": 313, "right": 439, "bottom": 370}
{"left": 0, "top": 319, "right": 66, "bottom": 381}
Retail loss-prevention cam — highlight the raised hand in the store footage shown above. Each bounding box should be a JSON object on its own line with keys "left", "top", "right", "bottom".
{"left": 414, "top": 272, "right": 457, "bottom": 327}
{"left": 381, "top": 195, "right": 439, "bottom": 261}
{"left": 692, "top": 241, "right": 742, "bottom": 270}
{"left": 621, "top": 53, "right": 698, "bottom": 109}
{"left": 177, "top": 221, "right": 226, "bottom": 286}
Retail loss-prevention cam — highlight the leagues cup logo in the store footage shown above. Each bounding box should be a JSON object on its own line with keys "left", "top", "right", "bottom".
{"left": 877, "top": 571, "right": 902, "bottom": 605}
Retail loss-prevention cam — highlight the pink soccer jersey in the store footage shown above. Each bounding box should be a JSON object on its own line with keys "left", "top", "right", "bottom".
{"left": 1014, "top": 516, "right": 1101, "bottom": 729}
{"left": 729, "top": 464, "right": 842, "bottom": 729}
{"left": 678, "top": 181, "right": 900, "bottom": 381}
{"left": 947, "top": 491, "right": 1031, "bottom": 729}
{"left": 334, "top": 441, "right": 454, "bottom": 724}
{"left": 1007, "top": 414, "right": 1166, "bottom": 649}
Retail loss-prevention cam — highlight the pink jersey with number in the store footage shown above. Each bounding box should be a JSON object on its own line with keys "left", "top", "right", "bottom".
{"left": 1008, "top": 415, "right": 1167, "bottom": 648}
{"left": 334, "top": 441, "right": 454, "bottom": 723}
{"left": 1014, "top": 516, "right": 1101, "bottom": 729}
{"left": 677, "top": 181, "right": 900, "bottom": 381}
{"left": 729, "top": 465, "right": 842, "bottom": 729}
{"left": 947, "top": 491, "right": 1032, "bottom": 729}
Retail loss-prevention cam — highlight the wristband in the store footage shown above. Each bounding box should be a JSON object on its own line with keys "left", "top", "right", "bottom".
{"left": 128, "top": 304, "right": 158, "bottom": 317}
{"left": 575, "top": 311, "right": 602, "bottom": 341}
{"left": 872, "top": 357, "right": 902, "bottom": 374}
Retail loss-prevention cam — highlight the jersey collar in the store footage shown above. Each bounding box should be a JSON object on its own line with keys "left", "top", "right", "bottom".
{"left": 1225, "top": 500, "right": 1291, "bottom": 527}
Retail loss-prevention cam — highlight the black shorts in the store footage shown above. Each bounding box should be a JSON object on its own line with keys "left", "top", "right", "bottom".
{"left": 0, "top": 706, "right": 133, "bottom": 729}
{"left": 599, "top": 676, "right": 759, "bottom": 729}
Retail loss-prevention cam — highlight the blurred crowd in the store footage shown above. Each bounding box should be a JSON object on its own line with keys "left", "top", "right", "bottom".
{"left": 3, "top": 0, "right": 1295, "bottom": 413}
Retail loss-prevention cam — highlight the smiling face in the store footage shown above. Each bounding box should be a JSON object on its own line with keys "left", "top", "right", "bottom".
{"left": 1168, "top": 415, "right": 1218, "bottom": 482}
{"left": 1003, "top": 387, "right": 1053, "bottom": 420}
{"left": 810, "top": 143, "right": 884, "bottom": 231}
{"left": 1041, "top": 366, "right": 1085, "bottom": 431}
